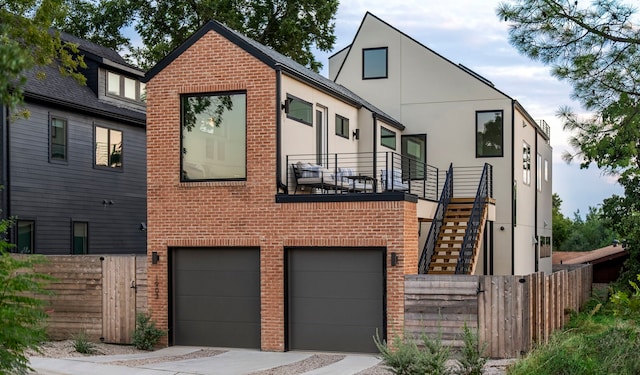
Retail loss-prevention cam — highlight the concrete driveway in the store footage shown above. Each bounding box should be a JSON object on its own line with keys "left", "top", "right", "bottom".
{"left": 29, "top": 346, "right": 386, "bottom": 375}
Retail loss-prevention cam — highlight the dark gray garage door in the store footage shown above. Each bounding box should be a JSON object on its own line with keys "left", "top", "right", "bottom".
{"left": 287, "top": 248, "right": 385, "bottom": 353}
{"left": 172, "top": 247, "right": 260, "bottom": 348}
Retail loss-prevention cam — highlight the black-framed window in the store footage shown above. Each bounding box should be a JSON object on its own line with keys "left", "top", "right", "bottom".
{"left": 335, "top": 114, "right": 349, "bottom": 139}
{"left": 72, "top": 222, "right": 88, "bottom": 255}
{"left": 380, "top": 126, "right": 396, "bottom": 150}
{"left": 363, "top": 47, "right": 388, "bottom": 79}
{"left": 181, "top": 91, "right": 247, "bottom": 181}
{"left": 476, "top": 110, "right": 503, "bottom": 157}
{"left": 523, "top": 142, "right": 531, "bottom": 185}
{"left": 401, "top": 134, "right": 427, "bottom": 179}
{"left": 286, "top": 94, "right": 313, "bottom": 125}
{"left": 16, "top": 220, "right": 34, "bottom": 254}
{"left": 50, "top": 116, "right": 67, "bottom": 162}
{"left": 106, "top": 71, "right": 146, "bottom": 102}
{"left": 95, "top": 126, "right": 122, "bottom": 169}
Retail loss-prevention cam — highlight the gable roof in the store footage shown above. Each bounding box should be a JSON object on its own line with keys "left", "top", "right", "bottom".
{"left": 144, "top": 19, "right": 403, "bottom": 130}
{"left": 331, "top": 12, "right": 512, "bottom": 101}
{"left": 23, "top": 63, "right": 145, "bottom": 126}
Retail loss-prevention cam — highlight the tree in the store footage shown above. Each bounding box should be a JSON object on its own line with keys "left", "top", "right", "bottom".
{"left": 56, "top": 0, "right": 339, "bottom": 70}
{"left": 552, "top": 193, "right": 572, "bottom": 249}
{"left": 1, "top": 0, "right": 86, "bottom": 116}
{"left": 0, "top": 220, "right": 52, "bottom": 374}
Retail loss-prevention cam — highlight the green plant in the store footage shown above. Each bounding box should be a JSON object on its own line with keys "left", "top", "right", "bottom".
{"left": 132, "top": 313, "right": 166, "bottom": 350}
{"left": 454, "top": 323, "right": 487, "bottom": 375}
{"left": 374, "top": 330, "right": 451, "bottom": 375}
{"left": 72, "top": 331, "right": 96, "bottom": 354}
{"left": 610, "top": 273, "right": 640, "bottom": 318}
{"left": 0, "top": 221, "right": 53, "bottom": 375}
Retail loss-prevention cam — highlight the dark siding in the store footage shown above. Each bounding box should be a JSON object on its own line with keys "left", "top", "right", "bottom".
{"left": 9, "top": 102, "right": 146, "bottom": 254}
{"left": 83, "top": 59, "right": 100, "bottom": 97}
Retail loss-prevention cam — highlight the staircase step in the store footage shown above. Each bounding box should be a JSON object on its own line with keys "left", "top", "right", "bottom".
{"left": 436, "top": 240, "right": 463, "bottom": 245}
{"left": 431, "top": 255, "right": 459, "bottom": 260}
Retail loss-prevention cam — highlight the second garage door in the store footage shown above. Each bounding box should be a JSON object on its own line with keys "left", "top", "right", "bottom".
{"left": 172, "top": 247, "right": 260, "bottom": 348}
{"left": 287, "top": 248, "right": 385, "bottom": 353}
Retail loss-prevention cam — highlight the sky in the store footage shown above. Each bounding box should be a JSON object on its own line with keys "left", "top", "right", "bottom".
{"left": 311, "top": 0, "right": 624, "bottom": 217}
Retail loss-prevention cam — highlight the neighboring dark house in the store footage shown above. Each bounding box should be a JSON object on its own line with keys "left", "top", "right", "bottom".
{"left": 0, "top": 33, "right": 147, "bottom": 255}
{"left": 553, "top": 245, "right": 629, "bottom": 283}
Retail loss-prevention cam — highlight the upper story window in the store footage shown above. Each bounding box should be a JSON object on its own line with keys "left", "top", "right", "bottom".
{"left": 363, "top": 47, "right": 388, "bottom": 79}
{"left": 286, "top": 94, "right": 312, "bottom": 125}
{"left": 544, "top": 159, "right": 549, "bottom": 181}
{"left": 335, "top": 114, "right": 349, "bottom": 139}
{"left": 95, "top": 126, "right": 122, "bottom": 169}
{"left": 523, "top": 142, "right": 531, "bottom": 185}
{"left": 380, "top": 126, "right": 396, "bottom": 150}
{"left": 476, "top": 110, "right": 503, "bottom": 157}
{"left": 537, "top": 153, "right": 542, "bottom": 191}
{"left": 50, "top": 116, "right": 67, "bottom": 162}
{"left": 181, "top": 91, "right": 247, "bottom": 181}
{"left": 107, "top": 71, "right": 146, "bottom": 102}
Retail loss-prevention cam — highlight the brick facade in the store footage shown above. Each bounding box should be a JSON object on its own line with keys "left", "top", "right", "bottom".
{"left": 146, "top": 29, "right": 419, "bottom": 350}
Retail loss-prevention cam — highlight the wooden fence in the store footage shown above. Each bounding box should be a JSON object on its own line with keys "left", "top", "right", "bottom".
{"left": 34, "top": 255, "right": 147, "bottom": 343}
{"left": 405, "top": 264, "right": 593, "bottom": 358}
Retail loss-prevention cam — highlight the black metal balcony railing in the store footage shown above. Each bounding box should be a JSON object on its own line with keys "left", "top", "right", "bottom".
{"left": 285, "top": 152, "right": 439, "bottom": 200}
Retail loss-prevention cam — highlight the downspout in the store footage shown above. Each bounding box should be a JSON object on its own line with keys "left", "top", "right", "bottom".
{"left": 1, "top": 105, "right": 9, "bottom": 223}
{"left": 275, "top": 66, "right": 288, "bottom": 194}
{"left": 511, "top": 100, "right": 515, "bottom": 275}
{"left": 372, "top": 113, "right": 378, "bottom": 192}
{"left": 534, "top": 134, "right": 539, "bottom": 272}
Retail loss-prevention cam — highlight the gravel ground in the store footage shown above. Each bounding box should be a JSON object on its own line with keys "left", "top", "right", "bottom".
{"left": 29, "top": 340, "right": 515, "bottom": 374}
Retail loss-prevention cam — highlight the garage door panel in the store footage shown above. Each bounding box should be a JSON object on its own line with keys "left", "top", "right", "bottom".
{"left": 175, "top": 296, "right": 259, "bottom": 322}
{"left": 175, "top": 270, "right": 259, "bottom": 297}
{"left": 289, "top": 271, "right": 383, "bottom": 299}
{"left": 290, "top": 297, "right": 383, "bottom": 326}
{"left": 288, "top": 248, "right": 385, "bottom": 353}
{"left": 174, "top": 321, "right": 260, "bottom": 348}
{"left": 173, "top": 248, "right": 260, "bottom": 348}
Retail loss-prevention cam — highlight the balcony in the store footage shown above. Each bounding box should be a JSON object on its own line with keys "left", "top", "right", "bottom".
{"left": 281, "top": 152, "right": 439, "bottom": 201}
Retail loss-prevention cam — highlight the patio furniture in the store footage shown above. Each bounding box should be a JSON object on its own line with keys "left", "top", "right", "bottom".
{"left": 292, "top": 162, "right": 345, "bottom": 194}
{"left": 380, "top": 169, "right": 409, "bottom": 192}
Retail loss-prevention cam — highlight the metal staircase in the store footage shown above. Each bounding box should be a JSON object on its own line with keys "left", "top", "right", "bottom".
{"left": 419, "top": 163, "right": 493, "bottom": 275}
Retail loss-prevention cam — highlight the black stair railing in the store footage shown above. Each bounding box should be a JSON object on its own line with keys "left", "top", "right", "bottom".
{"left": 455, "top": 163, "right": 493, "bottom": 274}
{"left": 419, "top": 163, "right": 453, "bottom": 274}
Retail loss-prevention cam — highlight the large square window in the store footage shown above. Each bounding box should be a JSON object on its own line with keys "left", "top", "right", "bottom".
{"left": 286, "top": 95, "right": 313, "bottom": 125}
{"left": 380, "top": 126, "right": 396, "bottom": 150}
{"left": 476, "top": 110, "right": 503, "bottom": 157}
{"left": 335, "top": 114, "right": 349, "bottom": 139}
{"left": 181, "top": 92, "right": 247, "bottom": 181}
{"left": 50, "top": 116, "right": 67, "bottom": 161}
{"left": 95, "top": 126, "right": 122, "bottom": 169}
{"left": 16, "top": 220, "right": 34, "bottom": 254}
{"left": 363, "top": 47, "right": 388, "bottom": 79}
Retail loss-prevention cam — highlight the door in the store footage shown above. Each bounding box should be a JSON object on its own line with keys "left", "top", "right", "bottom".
{"left": 316, "top": 106, "right": 328, "bottom": 165}
{"left": 287, "top": 248, "right": 385, "bottom": 353}
{"left": 172, "top": 247, "right": 260, "bottom": 348}
{"left": 102, "top": 256, "right": 136, "bottom": 344}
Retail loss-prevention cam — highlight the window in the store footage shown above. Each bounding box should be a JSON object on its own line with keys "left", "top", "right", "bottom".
{"left": 537, "top": 153, "right": 542, "bottom": 191}
{"left": 539, "top": 236, "right": 551, "bottom": 258}
{"left": 401, "top": 134, "right": 427, "bottom": 179}
{"left": 72, "top": 222, "right": 88, "bottom": 254}
{"left": 380, "top": 126, "right": 396, "bottom": 150}
{"left": 544, "top": 159, "right": 549, "bottom": 181}
{"left": 106, "top": 71, "right": 146, "bottom": 102}
{"left": 181, "top": 91, "right": 247, "bottom": 181}
{"left": 363, "top": 47, "right": 388, "bottom": 79}
{"left": 16, "top": 220, "right": 34, "bottom": 254}
{"left": 523, "top": 142, "right": 531, "bottom": 185}
{"left": 476, "top": 110, "right": 503, "bottom": 157}
{"left": 335, "top": 114, "right": 349, "bottom": 139}
{"left": 50, "top": 116, "right": 67, "bottom": 161}
{"left": 286, "top": 95, "right": 313, "bottom": 125}
{"left": 95, "top": 126, "right": 122, "bottom": 169}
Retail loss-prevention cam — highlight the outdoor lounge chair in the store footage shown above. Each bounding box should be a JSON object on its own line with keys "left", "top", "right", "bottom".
{"left": 292, "top": 162, "right": 344, "bottom": 194}
{"left": 380, "top": 169, "right": 409, "bottom": 192}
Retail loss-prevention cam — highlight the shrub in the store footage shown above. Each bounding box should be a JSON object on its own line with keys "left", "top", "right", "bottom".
{"left": 0, "top": 222, "right": 53, "bottom": 374}
{"left": 454, "top": 323, "right": 487, "bottom": 375}
{"left": 132, "top": 313, "right": 166, "bottom": 350}
{"left": 72, "top": 331, "right": 97, "bottom": 354}
{"left": 374, "top": 331, "right": 451, "bottom": 375}
{"left": 609, "top": 273, "right": 640, "bottom": 318}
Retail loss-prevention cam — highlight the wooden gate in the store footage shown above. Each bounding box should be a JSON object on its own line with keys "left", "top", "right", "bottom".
{"left": 102, "top": 256, "right": 137, "bottom": 343}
